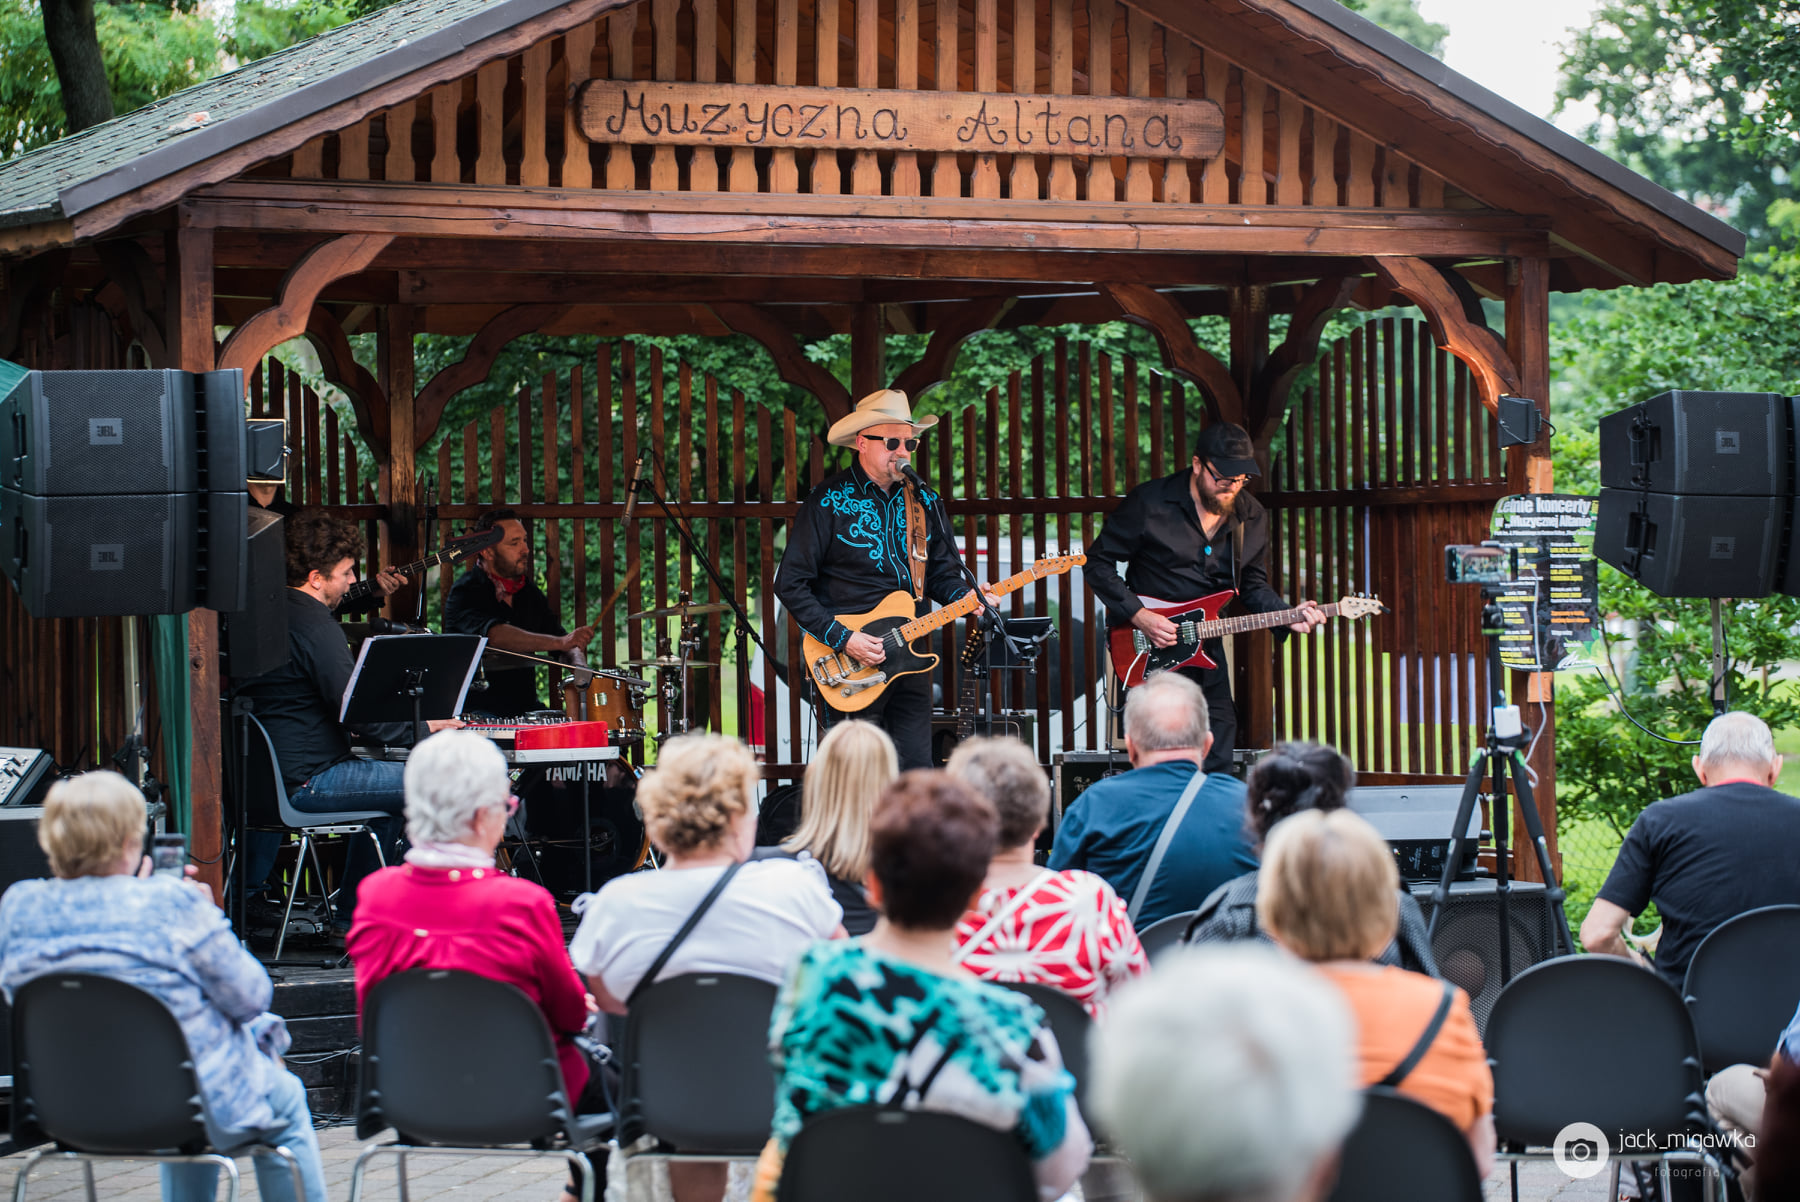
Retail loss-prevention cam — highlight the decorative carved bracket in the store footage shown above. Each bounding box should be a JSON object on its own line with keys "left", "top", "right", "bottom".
{"left": 1369, "top": 256, "right": 1521, "bottom": 412}
{"left": 1247, "top": 274, "right": 1359, "bottom": 447}
{"left": 1100, "top": 282, "right": 1244, "bottom": 427}
{"left": 94, "top": 240, "right": 168, "bottom": 367}
{"left": 891, "top": 296, "right": 1014, "bottom": 402}
{"left": 711, "top": 302, "right": 852, "bottom": 422}
{"left": 413, "top": 303, "right": 571, "bottom": 449}
{"left": 304, "top": 305, "right": 389, "bottom": 456}
{"left": 216, "top": 233, "right": 394, "bottom": 383}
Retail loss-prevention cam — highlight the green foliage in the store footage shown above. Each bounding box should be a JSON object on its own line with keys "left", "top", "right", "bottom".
{"left": 1340, "top": 0, "right": 1448, "bottom": 57}
{"left": 1, "top": 0, "right": 217, "bottom": 159}
{"left": 1556, "top": 0, "right": 1800, "bottom": 247}
{"left": 223, "top": 0, "right": 386, "bottom": 65}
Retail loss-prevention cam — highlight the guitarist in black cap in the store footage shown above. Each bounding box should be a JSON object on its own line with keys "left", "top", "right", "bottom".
{"left": 1087, "top": 423, "right": 1324, "bottom": 772}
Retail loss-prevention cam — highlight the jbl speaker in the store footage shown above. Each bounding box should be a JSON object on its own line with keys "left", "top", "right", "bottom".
{"left": 1598, "top": 391, "right": 1796, "bottom": 495}
{"left": 0, "top": 369, "right": 248, "bottom": 496}
{"left": 1411, "top": 880, "right": 1559, "bottom": 1036}
{"left": 0, "top": 489, "right": 248, "bottom": 615}
{"left": 221, "top": 508, "right": 288, "bottom": 678}
{"left": 1595, "top": 490, "right": 1789, "bottom": 598}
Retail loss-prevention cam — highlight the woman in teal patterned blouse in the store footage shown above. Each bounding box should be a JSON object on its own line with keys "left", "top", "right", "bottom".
{"left": 751, "top": 771, "right": 1091, "bottom": 1202}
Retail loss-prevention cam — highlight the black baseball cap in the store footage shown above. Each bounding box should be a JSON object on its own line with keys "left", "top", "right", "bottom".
{"left": 1193, "top": 423, "right": 1261, "bottom": 479}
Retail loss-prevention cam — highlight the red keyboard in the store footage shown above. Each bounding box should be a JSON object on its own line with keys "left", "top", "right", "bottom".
{"left": 463, "top": 720, "right": 610, "bottom": 749}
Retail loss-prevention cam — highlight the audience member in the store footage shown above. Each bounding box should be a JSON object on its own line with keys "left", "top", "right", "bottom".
{"left": 1186, "top": 742, "right": 1438, "bottom": 975}
{"left": 1582, "top": 712, "right": 1800, "bottom": 988}
{"left": 1705, "top": 998, "right": 1800, "bottom": 1199}
{"left": 1259, "top": 809, "right": 1494, "bottom": 1175}
{"left": 347, "top": 732, "right": 603, "bottom": 1121}
{"left": 235, "top": 508, "right": 462, "bottom": 922}
{"left": 757, "top": 720, "right": 894, "bottom": 935}
{"left": 1089, "top": 944, "right": 1360, "bottom": 1202}
{"left": 947, "top": 735, "right": 1146, "bottom": 1017}
{"left": 571, "top": 733, "right": 842, "bottom": 1202}
{"left": 0, "top": 772, "right": 327, "bottom": 1202}
{"left": 1048, "top": 671, "right": 1256, "bottom": 927}
{"left": 753, "top": 771, "right": 1091, "bottom": 1202}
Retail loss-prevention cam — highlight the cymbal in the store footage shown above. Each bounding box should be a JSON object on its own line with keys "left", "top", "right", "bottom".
{"left": 627, "top": 602, "right": 733, "bottom": 621}
{"left": 622, "top": 656, "right": 719, "bottom": 669}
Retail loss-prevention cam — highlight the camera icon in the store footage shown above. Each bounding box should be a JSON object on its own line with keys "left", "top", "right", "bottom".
{"left": 1554, "top": 1122, "right": 1611, "bottom": 1179}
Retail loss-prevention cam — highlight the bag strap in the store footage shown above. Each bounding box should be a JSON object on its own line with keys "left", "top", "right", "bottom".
{"left": 1377, "top": 980, "right": 1456, "bottom": 1089}
{"left": 626, "top": 859, "right": 746, "bottom": 1007}
{"left": 1128, "top": 766, "right": 1208, "bottom": 925}
{"left": 903, "top": 482, "right": 928, "bottom": 601}
{"left": 951, "top": 870, "right": 1056, "bottom": 966}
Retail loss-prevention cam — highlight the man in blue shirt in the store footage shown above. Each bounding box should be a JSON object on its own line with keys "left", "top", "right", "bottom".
{"left": 1049, "top": 671, "right": 1256, "bottom": 928}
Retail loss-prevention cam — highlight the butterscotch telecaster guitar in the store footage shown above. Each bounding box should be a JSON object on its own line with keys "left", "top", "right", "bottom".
{"left": 803, "top": 554, "right": 1085, "bottom": 712}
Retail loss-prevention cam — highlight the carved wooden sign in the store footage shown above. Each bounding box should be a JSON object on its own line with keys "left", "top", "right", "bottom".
{"left": 575, "top": 81, "right": 1224, "bottom": 159}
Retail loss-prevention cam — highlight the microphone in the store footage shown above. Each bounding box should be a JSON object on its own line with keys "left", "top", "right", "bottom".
{"left": 900, "top": 463, "right": 929, "bottom": 490}
{"left": 622, "top": 455, "right": 649, "bottom": 521}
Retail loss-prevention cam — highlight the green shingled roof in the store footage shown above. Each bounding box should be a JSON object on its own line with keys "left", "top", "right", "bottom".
{"left": 0, "top": 0, "right": 574, "bottom": 230}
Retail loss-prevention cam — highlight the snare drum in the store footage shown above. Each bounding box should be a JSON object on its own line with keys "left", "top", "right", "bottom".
{"left": 565, "top": 674, "right": 646, "bottom": 738}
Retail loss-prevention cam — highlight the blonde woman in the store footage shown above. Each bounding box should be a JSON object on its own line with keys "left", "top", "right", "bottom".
{"left": 1258, "top": 809, "right": 1495, "bottom": 1176}
{"left": 760, "top": 720, "right": 897, "bottom": 934}
{"left": 0, "top": 772, "right": 327, "bottom": 1202}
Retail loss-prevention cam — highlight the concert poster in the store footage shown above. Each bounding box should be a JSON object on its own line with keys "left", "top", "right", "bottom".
{"left": 1488, "top": 493, "right": 1601, "bottom": 672}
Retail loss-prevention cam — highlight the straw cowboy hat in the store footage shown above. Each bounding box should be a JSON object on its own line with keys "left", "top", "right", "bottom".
{"left": 826, "top": 388, "right": 940, "bottom": 448}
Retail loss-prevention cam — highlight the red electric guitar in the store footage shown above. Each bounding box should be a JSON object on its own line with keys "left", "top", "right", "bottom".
{"left": 1108, "top": 590, "right": 1385, "bottom": 687}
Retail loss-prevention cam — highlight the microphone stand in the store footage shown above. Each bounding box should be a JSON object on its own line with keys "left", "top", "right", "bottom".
{"left": 630, "top": 463, "right": 771, "bottom": 747}
{"left": 903, "top": 466, "right": 1027, "bottom": 664}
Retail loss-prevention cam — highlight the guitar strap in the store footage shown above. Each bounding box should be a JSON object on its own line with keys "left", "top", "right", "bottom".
{"left": 903, "top": 481, "right": 928, "bottom": 601}
{"left": 1231, "top": 514, "right": 1245, "bottom": 596}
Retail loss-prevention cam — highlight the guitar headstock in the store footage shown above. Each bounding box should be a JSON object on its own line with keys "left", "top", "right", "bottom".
{"left": 1031, "top": 553, "right": 1087, "bottom": 578}
{"left": 445, "top": 525, "right": 505, "bottom": 562}
{"left": 1336, "top": 593, "right": 1386, "bottom": 619}
{"left": 959, "top": 623, "right": 989, "bottom": 667}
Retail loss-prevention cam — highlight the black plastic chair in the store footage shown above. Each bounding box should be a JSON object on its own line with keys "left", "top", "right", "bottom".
{"left": 1683, "top": 904, "right": 1800, "bottom": 1078}
{"left": 1486, "top": 955, "right": 1726, "bottom": 1202}
{"left": 9, "top": 973, "right": 306, "bottom": 1202}
{"left": 1135, "top": 909, "right": 1198, "bottom": 963}
{"left": 616, "top": 972, "right": 778, "bottom": 1172}
{"left": 775, "top": 1106, "right": 1037, "bottom": 1202}
{"left": 238, "top": 711, "right": 390, "bottom": 959}
{"left": 349, "top": 969, "right": 612, "bottom": 1202}
{"left": 1326, "top": 1087, "right": 1483, "bottom": 1202}
{"left": 1002, "top": 983, "right": 1093, "bottom": 1117}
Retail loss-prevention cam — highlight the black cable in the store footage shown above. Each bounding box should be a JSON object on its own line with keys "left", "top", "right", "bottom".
{"left": 1568, "top": 659, "right": 1703, "bottom": 746}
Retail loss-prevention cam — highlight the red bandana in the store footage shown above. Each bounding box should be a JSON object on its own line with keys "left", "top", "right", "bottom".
{"left": 491, "top": 571, "right": 528, "bottom": 596}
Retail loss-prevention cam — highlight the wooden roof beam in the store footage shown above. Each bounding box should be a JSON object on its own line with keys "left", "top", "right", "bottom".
{"left": 1369, "top": 255, "right": 1520, "bottom": 413}
{"left": 217, "top": 232, "right": 393, "bottom": 385}
{"left": 1102, "top": 281, "right": 1243, "bottom": 426}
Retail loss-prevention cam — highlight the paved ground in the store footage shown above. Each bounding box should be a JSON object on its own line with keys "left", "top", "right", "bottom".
{"left": 0, "top": 1123, "right": 1617, "bottom": 1202}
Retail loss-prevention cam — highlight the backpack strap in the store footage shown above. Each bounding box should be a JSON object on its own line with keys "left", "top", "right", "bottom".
{"left": 1377, "top": 980, "right": 1456, "bottom": 1089}
{"left": 626, "top": 859, "right": 746, "bottom": 1007}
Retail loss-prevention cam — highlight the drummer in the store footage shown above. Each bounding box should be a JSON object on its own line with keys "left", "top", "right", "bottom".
{"left": 444, "top": 508, "right": 595, "bottom": 718}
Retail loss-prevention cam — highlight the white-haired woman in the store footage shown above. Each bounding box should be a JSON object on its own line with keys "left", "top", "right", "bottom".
{"left": 347, "top": 730, "right": 601, "bottom": 1111}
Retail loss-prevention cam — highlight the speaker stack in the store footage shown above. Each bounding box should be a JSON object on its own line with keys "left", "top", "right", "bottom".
{"left": 0, "top": 368, "right": 250, "bottom": 616}
{"left": 1595, "top": 391, "right": 1800, "bottom": 596}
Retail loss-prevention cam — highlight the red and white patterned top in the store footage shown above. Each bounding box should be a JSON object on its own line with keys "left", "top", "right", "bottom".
{"left": 953, "top": 869, "right": 1149, "bottom": 1019}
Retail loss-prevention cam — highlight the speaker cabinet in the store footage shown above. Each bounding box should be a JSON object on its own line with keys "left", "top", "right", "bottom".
{"left": 222, "top": 508, "right": 287, "bottom": 679}
{"left": 1599, "top": 391, "right": 1796, "bottom": 495}
{"left": 1411, "top": 880, "right": 1559, "bottom": 1037}
{"left": 930, "top": 712, "right": 1037, "bottom": 767}
{"left": 1595, "top": 490, "right": 1785, "bottom": 598}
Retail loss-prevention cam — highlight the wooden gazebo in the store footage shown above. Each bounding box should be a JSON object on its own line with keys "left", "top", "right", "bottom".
{"left": 0, "top": 0, "right": 1744, "bottom": 886}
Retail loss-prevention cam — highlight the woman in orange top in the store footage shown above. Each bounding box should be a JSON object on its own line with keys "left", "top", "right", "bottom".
{"left": 1257, "top": 808, "right": 1496, "bottom": 1176}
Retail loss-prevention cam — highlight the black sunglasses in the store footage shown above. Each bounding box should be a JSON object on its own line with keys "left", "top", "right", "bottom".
{"left": 860, "top": 434, "right": 921, "bottom": 452}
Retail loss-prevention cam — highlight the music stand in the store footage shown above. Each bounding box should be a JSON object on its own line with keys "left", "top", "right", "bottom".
{"left": 342, "top": 634, "right": 486, "bottom": 746}
{"left": 990, "top": 616, "right": 1055, "bottom": 721}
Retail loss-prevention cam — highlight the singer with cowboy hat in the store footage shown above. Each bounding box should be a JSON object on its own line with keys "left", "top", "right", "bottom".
{"left": 775, "top": 389, "right": 997, "bottom": 770}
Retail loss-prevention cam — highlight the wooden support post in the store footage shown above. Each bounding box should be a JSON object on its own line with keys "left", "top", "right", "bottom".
{"left": 1227, "top": 280, "right": 1275, "bottom": 754}
{"left": 851, "top": 303, "right": 885, "bottom": 400}
{"left": 1505, "top": 254, "right": 1556, "bottom": 878}
{"left": 167, "top": 225, "right": 223, "bottom": 897}
{"left": 381, "top": 304, "right": 421, "bottom": 620}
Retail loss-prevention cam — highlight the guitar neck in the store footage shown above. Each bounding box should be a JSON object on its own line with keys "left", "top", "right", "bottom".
{"left": 344, "top": 547, "right": 461, "bottom": 601}
{"left": 1191, "top": 599, "right": 1344, "bottom": 639}
{"left": 897, "top": 573, "right": 1023, "bottom": 643}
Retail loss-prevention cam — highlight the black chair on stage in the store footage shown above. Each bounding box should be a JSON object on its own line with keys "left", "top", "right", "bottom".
{"left": 349, "top": 969, "right": 612, "bottom": 1202}
{"left": 1135, "top": 910, "right": 1198, "bottom": 963}
{"left": 775, "top": 1106, "right": 1037, "bottom": 1202}
{"left": 1486, "top": 955, "right": 1727, "bottom": 1202}
{"left": 235, "top": 710, "right": 390, "bottom": 959}
{"left": 9, "top": 973, "right": 307, "bottom": 1202}
{"left": 616, "top": 973, "right": 778, "bottom": 1173}
{"left": 1325, "top": 1087, "right": 1483, "bottom": 1202}
{"left": 1683, "top": 904, "right": 1800, "bottom": 1078}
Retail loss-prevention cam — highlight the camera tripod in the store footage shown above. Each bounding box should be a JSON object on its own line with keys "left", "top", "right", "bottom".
{"left": 1427, "top": 591, "right": 1574, "bottom": 980}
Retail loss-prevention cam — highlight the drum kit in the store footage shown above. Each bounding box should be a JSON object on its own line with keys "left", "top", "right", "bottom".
{"left": 561, "top": 593, "right": 727, "bottom": 743}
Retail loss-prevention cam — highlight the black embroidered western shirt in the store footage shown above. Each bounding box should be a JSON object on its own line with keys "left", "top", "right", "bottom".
{"left": 775, "top": 462, "right": 971, "bottom": 652}
{"left": 1086, "top": 468, "right": 1289, "bottom": 623}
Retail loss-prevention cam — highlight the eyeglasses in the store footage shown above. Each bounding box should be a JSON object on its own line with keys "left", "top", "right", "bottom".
{"left": 1204, "top": 462, "right": 1252, "bottom": 487}
{"left": 860, "top": 434, "right": 921, "bottom": 452}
